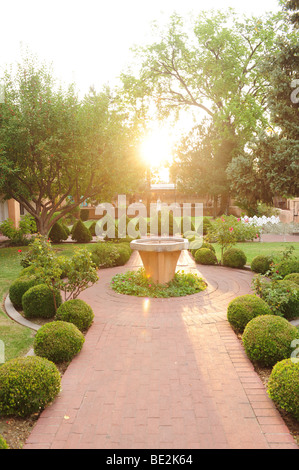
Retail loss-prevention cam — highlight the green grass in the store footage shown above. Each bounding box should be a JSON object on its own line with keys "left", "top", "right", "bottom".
{"left": 0, "top": 247, "right": 34, "bottom": 362}
{"left": 213, "top": 242, "right": 299, "bottom": 265}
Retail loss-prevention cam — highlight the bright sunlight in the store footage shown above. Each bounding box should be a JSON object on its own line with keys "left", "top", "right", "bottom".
{"left": 140, "top": 126, "right": 174, "bottom": 168}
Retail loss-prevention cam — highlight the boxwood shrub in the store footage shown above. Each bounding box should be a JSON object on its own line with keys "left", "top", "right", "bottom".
{"left": 227, "top": 294, "right": 272, "bottom": 332}
{"left": 242, "top": 315, "right": 299, "bottom": 367}
{"left": 275, "top": 259, "right": 299, "bottom": 278}
{"left": 71, "top": 219, "right": 92, "bottom": 243}
{"left": 284, "top": 273, "right": 299, "bottom": 285}
{"left": 22, "top": 284, "right": 62, "bottom": 319}
{"left": 48, "top": 222, "right": 68, "bottom": 243}
{"left": 0, "top": 356, "right": 61, "bottom": 417}
{"left": 114, "top": 243, "right": 132, "bottom": 266}
{"left": 251, "top": 255, "right": 273, "bottom": 274}
{"left": 276, "top": 280, "right": 299, "bottom": 320}
{"left": 33, "top": 321, "right": 85, "bottom": 363}
{"left": 194, "top": 248, "right": 218, "bottom": 265}
{"left": 9, "top": 275, "right": 41, "bottom": 309}
{"left": 55, "top": 299, "right": 94, "bottom": 331}
{"left": 267, "top": 359, "right": 299, "bottom": 421}
{"left": 223, "top": 247, "right": 247, "bottom": 268}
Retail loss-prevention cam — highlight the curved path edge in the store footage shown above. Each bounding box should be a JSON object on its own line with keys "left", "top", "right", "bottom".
{"left": 3, "top": 251, "right": 298, "bottom": 449}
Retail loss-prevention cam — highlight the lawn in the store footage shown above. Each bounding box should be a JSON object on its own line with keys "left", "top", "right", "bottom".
{"left": 213, "top": 241, "right": 299, "bottom": 265}
{"left": 0, "top": 239, "right": 298, "bottom": 361}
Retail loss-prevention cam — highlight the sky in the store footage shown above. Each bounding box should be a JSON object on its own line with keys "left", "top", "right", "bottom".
{"left": 0, "top": 0, "right": 282, "bottom": 97}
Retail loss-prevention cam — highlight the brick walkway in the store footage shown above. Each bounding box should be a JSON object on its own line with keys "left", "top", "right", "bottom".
{"left": 24, "top": 251, "right": 298, "bottom": 449}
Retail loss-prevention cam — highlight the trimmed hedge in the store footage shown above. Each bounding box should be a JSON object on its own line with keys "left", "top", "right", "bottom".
{"left": 227, "top": 294, "right": 272, "bottom": 332}
{"left": 267, "top": 359, "right": 299, "bottom": 421}
{"left": 276, "top": 280, "right": 299, "bottom": 320}
{"left": 114, "top": 243, "right": 132, "bottom": 266}
{"left": 194, "top": 248, "right": 218, "bottom": 265}
{"left": 71, "top": 219, "right": 92, "bottom": 243}
{"left": 275, "top": 259, "right": 299, "bottom": 278}
{"left": 22, "top": 284, "right": 62, "bottom": 319}
{"left": 242, "top": 315, "right": 299, "bottom": 367}
{"left": 284, "top": 273, "right": 299, "bottom": 285}
{"left": 48, "top": 222, "right": 68, "bottom": 243}
{"left": 0, "top": 356, "right": 61, "bottom": 417}
{"left": 56, "top": 299, "right": 94, "bottom": 331}
{"left": 251, "top": 255, "right": 273, "bottom": 274}
{"left": 33, "top": 321, "right": 85, "bottom": 363}
{"left": 223, "top": 247, "right": 247, "bottom": 268}
{"left": 9, "top": 275, "right": 41, "bottom": 309}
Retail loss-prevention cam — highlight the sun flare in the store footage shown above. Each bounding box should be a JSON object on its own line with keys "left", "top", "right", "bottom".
{"left": 140, "top": 127, "right": 174, "bottom": 168}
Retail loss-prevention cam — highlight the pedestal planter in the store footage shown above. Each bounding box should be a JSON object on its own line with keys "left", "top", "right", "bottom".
{"left": 130, "top": 237, "right": 189, "bottom": 284}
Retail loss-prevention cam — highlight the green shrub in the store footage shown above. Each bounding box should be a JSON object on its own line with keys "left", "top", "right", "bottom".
{"left": 194, "top": 248, "right": 218, "bottom": 265}
{"left": 33, "top": 321, "right": 85, "bottom": 363}
{"left": 80, "top": 209, "right": 89, "bottom": 221}
{"left": 49, "top": 222, "right": 68, "bottom": 243}
{"left": 9, "top": 275, "right": 41, "bottom": 309}
{"left": 267, "top": 359, "right": 299, "bottom": 421}
{"left": 227, "top": 294, "right": 272, "bottom": 332}
{"left": 71, "top": 219, "right": 92, "bottom": 243}
{"left": 56, "top": 299, "right": 94, "bottom": 331}
{"left": 275, "top": 259, "right": 299, "bottom": 278}
{"left": 251, "top": 255, "right": 273, "bottom": 274}
{"left": 91, "top": 243, "right": 120, "bottom": 268}
{"left": 114, "top": 243, "right": 132, "bottom": 266}
{"left": 223, "top": 247, "right": 247, "bottom": 268}
{"left": 198, "top": 217, "right": 213, "bottom": 236}
{"left": 0, "top": 434, "right": 9, "bottom": 449}
{"left": 191, "top": 242, "right": 215, "bottom": 256}
{"left": 0, "top": 356, "right": 61, "bottom": 417}
{"left": 56, "top": 255, "right": 69, "bottom": 278}
{"left": 276, "top": 280, "right": 299, "bottom": 320}
{"left": 22, "top": 284, "right": 62, "bottom": 319}
{"left": 284, "top": 273, "right": 299, "bottom": 285}
{"left": 242, "top": 315, "right": 299, "bottom": 367}
{"left": 18, "top": 265, "right": 43, "bottom": 278}
{"left": 89, "top": 221, "right": 97, "bottom": 236}
{"left": 180, "top": 216, "right": 195, "bottom": 235}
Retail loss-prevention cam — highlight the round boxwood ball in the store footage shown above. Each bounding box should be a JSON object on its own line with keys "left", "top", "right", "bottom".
{"left": 33, "top": 320, "right": 85, "bottom": 363}
{"left": 276, "top": 280, "right": 299, "bottom": 320}
{"left": 56, "top": 299, "right": 94, "bottom": 331}
{"left": 227, "top": 294, "right": 272, "bottom": 332}
{"left": 251, "top": 255, "right": 273, "bottom": 274}
{"left": 22, "top": 284, "right": 62, "bottom": 319}
{"left": 194, "top": 248, "right": 218, "bottom": 265}
{"left": 0, "top": 356, "right": 61, "bottom": 417}
{"left": 284, "top": 273, "right": 299, "bottom": 285}
{"left": 267, "top": 359, "right": 299, "bottom": 421}
{"left": 9, "top": 275, "right": 40, "bottom": 309}
{"left": 242, "top": 315, "right": 299, "bottom": 367}
{"left": 223, "top": 248, "right": 247, "bottom": 268}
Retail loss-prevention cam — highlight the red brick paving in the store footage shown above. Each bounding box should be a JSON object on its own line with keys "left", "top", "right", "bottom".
{"left": 23, "top": 251, "right": 298, "bottom": 449}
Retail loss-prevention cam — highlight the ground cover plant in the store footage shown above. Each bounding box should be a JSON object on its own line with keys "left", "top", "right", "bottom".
{"left": 111, "top": 268, "right": 207, "bottom": 297}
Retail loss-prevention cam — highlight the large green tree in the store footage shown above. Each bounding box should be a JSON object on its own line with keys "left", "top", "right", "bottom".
{"left": 120, "top": 9, "right": 286, "bottom": 213}
{"left": 0, "top": 57, "right": 142, "bottom": 235}
{"left": 227, "top": 5, "right": 299, "bottom": 211}
{"left": 283, "top": 0, "right": 299, "bottom": 26}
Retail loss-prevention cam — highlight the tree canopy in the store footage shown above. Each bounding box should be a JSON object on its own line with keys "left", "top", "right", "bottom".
{"left": 120, "top": 9, "right": 290, "bottom": 214}
{"left": 0, "top": 56, "right": 143, "bottom": 234}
